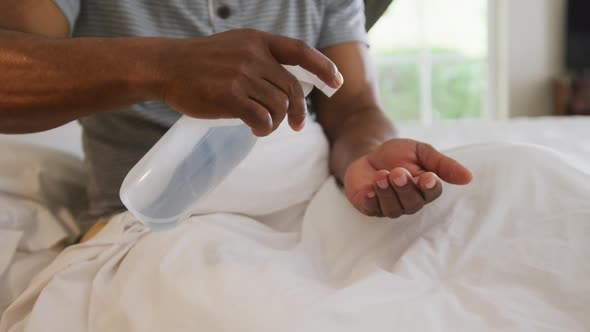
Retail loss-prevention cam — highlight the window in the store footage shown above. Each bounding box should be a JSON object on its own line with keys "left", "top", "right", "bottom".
{"left": 369, "top": 0, "right": 490, "bottom": 123}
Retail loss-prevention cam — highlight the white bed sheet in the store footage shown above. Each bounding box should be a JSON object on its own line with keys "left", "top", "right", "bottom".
{"left": 399, "top": 116, "right": 590, "bottom": 170}
{"left": 1, "top": 117, "right": 589, "bottom": 332}
{"left": 1, "top": 117, "right": 586, "bottom": 166}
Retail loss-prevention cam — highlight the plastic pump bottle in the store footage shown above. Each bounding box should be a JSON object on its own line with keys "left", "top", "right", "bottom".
{"left": 120, "top": 65, "right": 340, "bottom": 230}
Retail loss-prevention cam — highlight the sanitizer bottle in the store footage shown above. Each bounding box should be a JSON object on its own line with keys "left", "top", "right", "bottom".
{"left": 119, "top": 65, "right": 340, "bottom": 230}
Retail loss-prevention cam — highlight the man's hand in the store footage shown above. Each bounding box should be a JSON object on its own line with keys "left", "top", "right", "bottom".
{"left": 159, "top": 29, "right": 342, "bottom": 137}
{"left": 0, "top": 23, "right": 341, "bottom": 134}
{"left": 313, "top": 43, "right": 471, "bottom": 219}
{"left": 343, "top": 139, "right": 472, "bottom": 218}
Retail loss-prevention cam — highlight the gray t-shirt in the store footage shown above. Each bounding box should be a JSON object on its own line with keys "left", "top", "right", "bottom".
{"left": 51, "top": 0, "right": 368, "bottom": 227}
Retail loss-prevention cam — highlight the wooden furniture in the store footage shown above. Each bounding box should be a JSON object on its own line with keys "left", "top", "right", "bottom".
{"left": 554, "top": 75, "right": 590, "bottom": 116}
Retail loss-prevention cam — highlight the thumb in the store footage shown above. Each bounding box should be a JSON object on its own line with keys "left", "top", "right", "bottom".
{"left": 416, "top": 142, "right": 473, "bottom": 185}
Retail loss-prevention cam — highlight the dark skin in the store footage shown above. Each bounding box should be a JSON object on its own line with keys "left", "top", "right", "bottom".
{"left": 314, "top": 43, "right": 472, "bottom": 217}
{"left": 1, "top": 0, "right": 472, "bottom": 239}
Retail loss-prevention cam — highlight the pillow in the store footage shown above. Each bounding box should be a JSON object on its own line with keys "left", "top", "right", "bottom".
{"left": 190, "top": 119, "right": 330, "bottom": 216}
{"left": 0, "top": 140, "right": 87, "bottom": 247}
{"left": 0, "top": 139, "right": 86, "bottom": 315}
{"left": 0, "top": 121, "right": 83, "bottom": 158}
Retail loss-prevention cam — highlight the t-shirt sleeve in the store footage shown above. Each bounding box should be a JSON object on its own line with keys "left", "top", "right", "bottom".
{"left": 51, "top": 0, "right": 81, "bottom": 34}
{"left": 316, "top": 0, "right": 368, "bottom": 49}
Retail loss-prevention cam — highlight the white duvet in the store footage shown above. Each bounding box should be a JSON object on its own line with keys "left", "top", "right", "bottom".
{"left": 1, "top": 119, "right": 590, "bottom": 331}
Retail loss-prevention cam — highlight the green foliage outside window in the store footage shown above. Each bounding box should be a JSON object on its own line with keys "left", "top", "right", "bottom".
{"left": 373, "top": 48, "right": 486, "bottom": 122}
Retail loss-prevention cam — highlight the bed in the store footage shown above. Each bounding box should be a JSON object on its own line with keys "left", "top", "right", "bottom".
{"left": 1, "top": 117, "right": 589, "bottom": 331}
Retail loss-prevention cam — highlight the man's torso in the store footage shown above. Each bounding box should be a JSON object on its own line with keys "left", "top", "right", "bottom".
{"left": 71, "top": 0, "right": 329, "bottom": 225}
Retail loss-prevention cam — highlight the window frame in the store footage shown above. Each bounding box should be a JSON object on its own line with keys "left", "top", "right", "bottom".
{"left": 370, "top": 0, "right": 506, "bottom": 123}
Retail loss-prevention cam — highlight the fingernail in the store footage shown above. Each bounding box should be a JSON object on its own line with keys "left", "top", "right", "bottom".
{"left": 367, "top": 192, "right": 376, "bottom": 198}
{"left": 425, "top": 177, "right": 437, "bottom": 189}
{"left": 333, "top": 71, "right": 344, "bottom": 87}
{"left": 295, "top": 118, "right": 305, "bottom": 131}
{"left": 393, "top": 175, "right": 407, "bottom": 187}
{"left": 376, "top": 178, "right": 389, "bottom": 190}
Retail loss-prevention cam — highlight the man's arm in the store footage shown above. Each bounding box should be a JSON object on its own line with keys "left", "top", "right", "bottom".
{"left": 0, "top": 0, "right": 340, "bottom": 135}
{"left": 0, "top": 0, "right": 69, "bottom": 38}
{"left": 0, "top": 0, "right": 166, "bottom": 133}
{"left": 314, "top": 42, "right": 472, "bottom": 218}
{"left": 313, "top": 42, "right": 395, "bottom": 182}
{"left": 0, "top": 28, "right": 165, "bottom": 133}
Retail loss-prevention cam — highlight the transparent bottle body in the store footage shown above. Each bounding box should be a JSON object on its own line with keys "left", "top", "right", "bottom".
{"left": 120, "top": 118, "right": 256, "bottom": 230}
{"left": 120, "top": 65, "right": 332, "bottom": 230}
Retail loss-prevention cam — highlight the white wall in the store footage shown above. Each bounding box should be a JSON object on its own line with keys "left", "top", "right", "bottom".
{"left": 502, "top": 0, "right": 566, "bottom": 117}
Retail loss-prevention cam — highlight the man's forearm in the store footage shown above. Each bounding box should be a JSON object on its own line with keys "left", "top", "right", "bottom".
{"left": 328, "top": 108, "right": 396, "bottom": 182}
{"left": 0, "top": 29, "right": 163, "bottom": 133}
{"left": 313, "top": 43, "right": 397, "bottom": 182}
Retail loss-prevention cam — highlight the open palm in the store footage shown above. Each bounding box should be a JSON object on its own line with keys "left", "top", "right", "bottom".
{"left": 343, "top": 139, "right": 473, "bottom": 218}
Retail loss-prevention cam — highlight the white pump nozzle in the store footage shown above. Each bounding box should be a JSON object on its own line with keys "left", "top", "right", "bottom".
{"left": 283, "top": 65, "right": 341, "bottom": 97}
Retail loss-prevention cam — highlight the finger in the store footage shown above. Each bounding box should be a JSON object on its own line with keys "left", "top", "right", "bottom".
{"left": 265, "top": 34, "right": 342, "bottom": 89}
{"left": 416, "top": 142, "right": 473, "bottom": 185}
{"left": 417, "top": 172, "right": 443, "bottom": 203}
{"left": 246, "top": 78, "right": 289, "bottom": 131}
{"left": 363, "top": 191, "right": 382, "bottom": 217}
{"left": 373, "top": 170, "right": 403, "bottom": 219}
{"left": 389, "top": 168, "right": 425, "bottom": 215}
{"left": 236, "top": 98, "right": 273, "bottom": 137}
{"left": 261, "top": 64, "right": 307, "bottom": 131}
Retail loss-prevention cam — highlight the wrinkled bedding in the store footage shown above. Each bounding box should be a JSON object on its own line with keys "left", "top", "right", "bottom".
{"left": 0, "top": 141, "right": 84, "bottom": 315}
{"left": 1, "top": 117, "right": 590, "bottom": 331}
